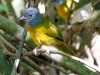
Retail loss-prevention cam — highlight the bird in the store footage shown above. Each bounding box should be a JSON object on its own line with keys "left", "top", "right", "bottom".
{"left": 51, "top": 0, "right": 74, "bottom": 20}
{"left": 19, "top": 7, "right": 76, "bottom": 56}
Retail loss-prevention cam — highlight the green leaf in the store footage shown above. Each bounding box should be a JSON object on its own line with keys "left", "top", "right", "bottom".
{"left": 74, "top": 0, "right": 92, "bottom": 10}
{"left": 0, "top": 50, "right": 12, "bottom": 75}
{"left": 0, "top": 3, "right": 6, "bottom": 11}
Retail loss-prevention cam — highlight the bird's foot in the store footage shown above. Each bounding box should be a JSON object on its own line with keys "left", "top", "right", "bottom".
{"left": 41, "top": 45, "right": 52, "bottom": 56}
{"left": 33, "top": 46, "right": 39, "bottom": 55}
{"left": 44, "top": 49, "right": 50, "bottom": 56}
{"left": 33, "top": 46, "right": 51, "bottom": 55}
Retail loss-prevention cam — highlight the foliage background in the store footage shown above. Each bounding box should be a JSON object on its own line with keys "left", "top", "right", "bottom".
{"left": 0, "top": 0, "right": 100, "bottom": 75}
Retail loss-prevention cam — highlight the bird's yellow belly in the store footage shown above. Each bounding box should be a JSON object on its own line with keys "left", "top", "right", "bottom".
{"left": 27, "top": 26, "right": 59, "bottom": 46}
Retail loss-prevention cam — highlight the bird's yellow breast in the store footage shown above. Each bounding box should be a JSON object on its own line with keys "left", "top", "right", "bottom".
{"left": 56, "top": 5, "right": 68, "bottom": 20}
{"left": 56, "top": 0, "right": 74, "bottom": 20}
{"left": 27, "top": 25, "right": 60, "bottom": 46}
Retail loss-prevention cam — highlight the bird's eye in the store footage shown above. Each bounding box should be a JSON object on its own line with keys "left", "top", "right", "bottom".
{"left": 29, "top": 15, "right": 32, "bottom": 17}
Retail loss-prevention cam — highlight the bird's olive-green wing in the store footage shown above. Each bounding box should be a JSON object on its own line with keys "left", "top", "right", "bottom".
{"left": 46, "top": 22, "right": 64, "bottom": 42}
{"left": 41, "top": 17, "right": 64, "bottom": 42}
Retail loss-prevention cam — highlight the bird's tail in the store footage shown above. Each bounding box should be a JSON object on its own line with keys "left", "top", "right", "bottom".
{"left": 55, "top": 42, "right": 77, "bottom": 56}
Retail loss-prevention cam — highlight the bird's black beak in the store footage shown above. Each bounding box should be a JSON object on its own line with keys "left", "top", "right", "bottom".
{"left": 19, "top": 16, "right": 27, "bottom": 21}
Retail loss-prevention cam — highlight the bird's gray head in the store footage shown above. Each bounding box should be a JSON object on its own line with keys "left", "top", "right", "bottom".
{"left": 51, "top": 0, "right": 65, "bottom": 7}
{"left": 19, "top": 7, "right": 42, "bottom": 28}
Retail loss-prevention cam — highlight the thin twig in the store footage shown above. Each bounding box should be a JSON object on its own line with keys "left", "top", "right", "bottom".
{"left": 90, "top": 32, "right": 98, "bottom": 50}
{"left": 23, "top": 49, "right": 100, "bottom": 73}
{"left": 0, "top": 35, "right": 17, "bottom": 53}
{"left": 0, "top": 36, "right": 16, "bottom": 56}
{"left": 11, "top": 24, "right": 27, "bottom": 75}
{"left": 19, "top": 60, "right": 41, "bottom": 75}
{"left": 92, "top": 0, "right": 100, "bottom": 7}
{"left": 66, "top": 0, "right": 74, "bottom": 24}
{"left": 32, "top": 56, "right": 69, "bottom": 75}
{"left": 6, "top": 49, "right": 48, "bottom": 75}
{"left": 21, "top": 57, "right": 47, "bottom": 75}
{"left": 0, "top": 30, "right": 46, "bottom": 75}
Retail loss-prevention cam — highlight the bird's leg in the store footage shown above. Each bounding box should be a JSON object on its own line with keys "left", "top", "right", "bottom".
{"left": 45, "top": 49, "right": 50, "bottom": 55}
{"left": 44, "top": 46, "right": 53, "bottom": 55}
{"left": 40, "top": 45, "right": 51, "bottom": 55}
{"left": 33, "top": 46, "right": 39, "bottom": 55}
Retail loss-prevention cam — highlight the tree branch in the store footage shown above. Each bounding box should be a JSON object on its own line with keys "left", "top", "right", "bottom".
{"left": 23, "top": 49, "right": 100, "bottom": 74}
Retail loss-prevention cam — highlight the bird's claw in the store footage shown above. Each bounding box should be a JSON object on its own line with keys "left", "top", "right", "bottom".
{"left": 33, "top": 46, "right": 40, "bottom": 55}
{"left": 33, "top": 46, "right": 51, "bottom": 56}
{"left": 33, "top": 48, "right": 37, "bottom": 55}
{"left": 44, "top": 49, "right": 50, "bottom": 56}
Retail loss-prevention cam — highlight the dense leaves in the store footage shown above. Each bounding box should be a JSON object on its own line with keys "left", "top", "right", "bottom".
{"left": 0, "top": 0, "right": 100, "bottom": 75}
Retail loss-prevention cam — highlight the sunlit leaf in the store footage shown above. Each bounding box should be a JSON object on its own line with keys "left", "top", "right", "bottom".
{"left": 0, "top": 3, "right": 6, "bottom": 12}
